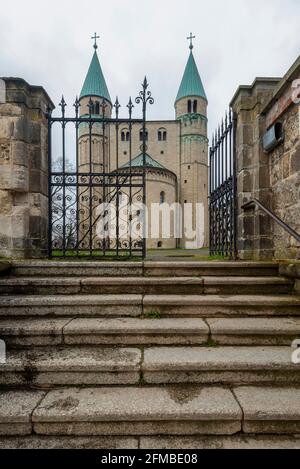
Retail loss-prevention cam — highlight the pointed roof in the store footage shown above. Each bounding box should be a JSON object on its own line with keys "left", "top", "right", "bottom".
{"left": 121, "top": 153, "right": 167, "bottom": 170}
{"left": 175, "top": 51, "right": 207, "bottom": 103}
{"left": 80, "top": 51, "right": 111, "bottom": 103}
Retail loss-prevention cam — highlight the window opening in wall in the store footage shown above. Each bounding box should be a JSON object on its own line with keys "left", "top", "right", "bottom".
{"left": 160, "top": 191, "right": 166, "bottom": 204}
{"left": 140, "top": 130, "right": 148, "bottom": 141}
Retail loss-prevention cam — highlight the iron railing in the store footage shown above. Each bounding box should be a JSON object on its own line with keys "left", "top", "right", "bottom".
{"left": 47, "top": 78, "right": 153, "bottom": 259}
{"left": 242, "top": 198, "right": 300, "bottom": 244}
{"left": 209, "top": 109, "right": 237, "bottom": 258}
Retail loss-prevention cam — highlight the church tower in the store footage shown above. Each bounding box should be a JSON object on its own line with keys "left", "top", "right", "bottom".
{"left": 77, "top": 35, "right": 112, "bottom": 249}
{"left": 175, "top": 35, "right": 209, "bottom": 248}
{"left": 78, "top": 34, "right": 112, "bottom": 173}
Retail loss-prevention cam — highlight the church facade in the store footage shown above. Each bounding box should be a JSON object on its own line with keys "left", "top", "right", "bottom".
{"left": 78, "top": 38, "right": 209, "bottom": 249}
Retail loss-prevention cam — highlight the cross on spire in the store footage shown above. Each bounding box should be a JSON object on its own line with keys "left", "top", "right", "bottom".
{"left": 91, "top": 32, "right": 100, "bottom": 50}
{"left": 187, "top": 32, "right": 196, "bottom": 50}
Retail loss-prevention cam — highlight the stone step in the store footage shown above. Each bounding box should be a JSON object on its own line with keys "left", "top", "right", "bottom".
{"left": 0, "top": 317, "right": 210, "bottom": 347}
{"left": 0, "top": 295, "right": 143, "bottom": 317}
{"left": 1, "top": 434, "right": 300, "bottom": 449}
{"left": 1, "top": 347, "right": 141, "bottom": 387}
{"left": 1, "top": 386, "right": 300, "bottom": 438}
{"left": 31, "top": 387, "right": 243, "bottom": 436}
{"left": 10, "top": 261, "right": 143, "bottom": 278}
{"left": 2, "top": 345, "right": 300, "bottom": 387}
{"left": 0, "top": 277, "right": 204, "bottom": 296}
{"left": 142, "top": 346, "right": 300, "bottom": 385}
{"left": 202, "top": 277, "right": 294, "bottom": 294}
{"left": 10, "top": 260, "right": 279, "bottom": 278}
{"left": 234, "top": 386, "right": 300, "bottom": 435}
{"left": 0, "top": 276, "right": 293, "bottom": 295}
{"left": 140, "top": 435, "right": 300, "bottom": 449}
{"left": 2, "top": 317, "right": 300, "bottom": 348}
{"left": 144, "top": 294, "right": 300, "bottom": 317}
{"left": 144, "top": 261, "right": 279, "bottom": 277}
{"left": 207, "top": 317, "right": 300, "bottom": 345}
{"left": 1, "top": 294, "right": 299, "bottom": 318}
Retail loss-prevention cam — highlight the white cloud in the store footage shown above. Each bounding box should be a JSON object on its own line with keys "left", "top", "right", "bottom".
{"left": 0, "top": 0, "right": 299, "bottom": 135}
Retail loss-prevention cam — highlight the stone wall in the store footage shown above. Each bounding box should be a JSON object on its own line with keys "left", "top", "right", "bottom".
{"left": 263, "top": 60, "right": 300, "bottom": 259}
{"left": 0, "top": 78, "right": 54, "bottom": 258}
{"left": 231, "top": 56, "right": 300, "bottom": 260}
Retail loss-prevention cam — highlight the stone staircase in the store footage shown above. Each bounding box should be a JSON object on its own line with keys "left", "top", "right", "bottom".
{"left": 0, "top": 260, "right": 300, "bottom": 449}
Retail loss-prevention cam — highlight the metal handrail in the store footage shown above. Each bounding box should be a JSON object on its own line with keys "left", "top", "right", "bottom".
{"left": 242, "top": 198, "right": 300, "bottom": 244}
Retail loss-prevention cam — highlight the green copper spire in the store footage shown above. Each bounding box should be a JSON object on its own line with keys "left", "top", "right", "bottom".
{"left": 80, "top": 37, "right": 111, "bottom": 103}
{"left": 121, "top": 153, "right": 167, "bottom": 170}
{"left": 175, "top": 35, "right": 207, "bottom": 103}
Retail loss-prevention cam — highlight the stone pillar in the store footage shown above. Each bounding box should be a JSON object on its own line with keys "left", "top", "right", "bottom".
{"left": 0, "top": 78, "right": 54, "bottom": 258}
{"left": 231, "top": 79, "right": 280, "bottom": 260}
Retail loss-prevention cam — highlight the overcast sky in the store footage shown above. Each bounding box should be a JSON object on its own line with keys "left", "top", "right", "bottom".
{"left": 1, "top": 0, "right": 300, "bottom": 136}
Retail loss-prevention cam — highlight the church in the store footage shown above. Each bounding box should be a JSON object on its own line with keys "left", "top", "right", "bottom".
{"left": 77, "top": 35, "right": 209, "bottom": 250}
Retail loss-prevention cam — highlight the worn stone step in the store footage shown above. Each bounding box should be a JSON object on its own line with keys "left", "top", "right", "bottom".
{"left": 207, "top": 317, "right": 300, "bottom": 345}
{"left": 31, "top": 386, "right": 242, "bottom": 436}
{"left": 142, "top": 346, "right": 300, "bottom": 385}
{"left": 144, "top": 294, "right": 300, "bottom": 317}
{"left": 0, "top": 277, "right": 204, "bottom": 295}
{"left": 64, "top": 318, "right": 209, "bottom": 346}
{"left": 0, "top": 435, "right": 139, "bottom": 449}
{"left": 140, "top": 435, "right": 300, "bottom": 449}
{"left": 0, "top": 318, "right": 209, "bottom": 347}
{"left": 0, "top": 434, "right": 300, "bottom": 449}
{"left": 2, "top": 387, "right": 300, "bottom": 439}
{"left": 2, "top": 345, "right": 300, "bottom": 387}
{"left": 0, "top": 390, "right": 46, "bottom": 436}
{"left": 0, "top": 295, "right": 143, "bottom": 317}
{"left": 10, "top": 260, "right": 279, "bottom": 278}
{"left": 1, "top": 294, "right": 299, "bottom": 318}
{"left": 234, "top": 386, "right": 300, "bottom": 434}
{"left": 10, "top": 261, "right": 144, "bottom": 278}
{"left": 144, "top": 261, "right": 279, "bottom": 277}
{"left": 0, "top": 318, "right": 72, "bottom": 347}
{"left": 0, "top": 276, "right": 293, "bottom": 295}
{"left": 203, "top": 277, "right": 294, "bottom": 294}
{"left": 1, "top": 347, "right": 141, "bottom": 387}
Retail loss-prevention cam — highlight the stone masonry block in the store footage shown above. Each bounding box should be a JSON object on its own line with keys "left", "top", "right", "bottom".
{"left": 11, "top": 141, "right": 28, "bottom": 167}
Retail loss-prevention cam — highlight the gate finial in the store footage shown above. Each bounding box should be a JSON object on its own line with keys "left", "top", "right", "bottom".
{"left": 91, "top": 32, "right": 100, "bottom": 50}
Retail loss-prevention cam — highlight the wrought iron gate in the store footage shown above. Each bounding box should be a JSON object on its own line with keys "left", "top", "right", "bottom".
{"left": 47, "top": 78, "right": 153, "bottom": 258}
{"left": 209, "top": 109, "right": 237, "bottom": 258}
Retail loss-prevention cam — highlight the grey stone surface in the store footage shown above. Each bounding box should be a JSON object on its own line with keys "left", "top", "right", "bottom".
{"left": 0, "top": 390, "right": 45, "bottom": 435}
{"left": 11, "top": 261, "right": 144, "bottom": 277}
{"left": 203, "top": 276, "right": 293, "bottom": 294}
{"left": 0, "top": 294, "right": 143, "bottom": 317}
{"left": 0, "top": 317, "right": 70, "bottom": 345}
{"left": 143, "top": 346, "right": 300, "bottom": 385}
{"left": 0, "top": 436, "right": 139, "bottom": 449}
{"left": 140, "top": 435, "right": 300, "bottom": 449}
{"left": 64, "top": 318, "right": 209, "bottom": 342}
{"left": 144, "top": 261, "right": 279, "bottom": 277}
{"left": 3, "top": 346, "right": 141, "bottom": 372}
{"left": 208, "top": 317, "right": 300, "bottom": 335}
{"left": 235, "top": 386, "right": 300, "bottom": 421}
{"left": 0, "top": 318, "right": 70, "bottom": 336}
{"left": 143, "top": 346, "right": 297, "bottom": 371}
{"left": 81, "top": 277, "right": 204, "bottom": 294}
{"left": 32, "top": 386, "right": 242, "bottom": 435}
{"left": 143, "top": 294, "right": 300, "bottom": 317}
{"left": 0, "top": 277, "right": 81, "bottom": 294}
{"left": 1, "top": 347, "right": 141, "bottom": 386}
{"left": 208, "top": 317, "right": 300, "bottom": 345}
